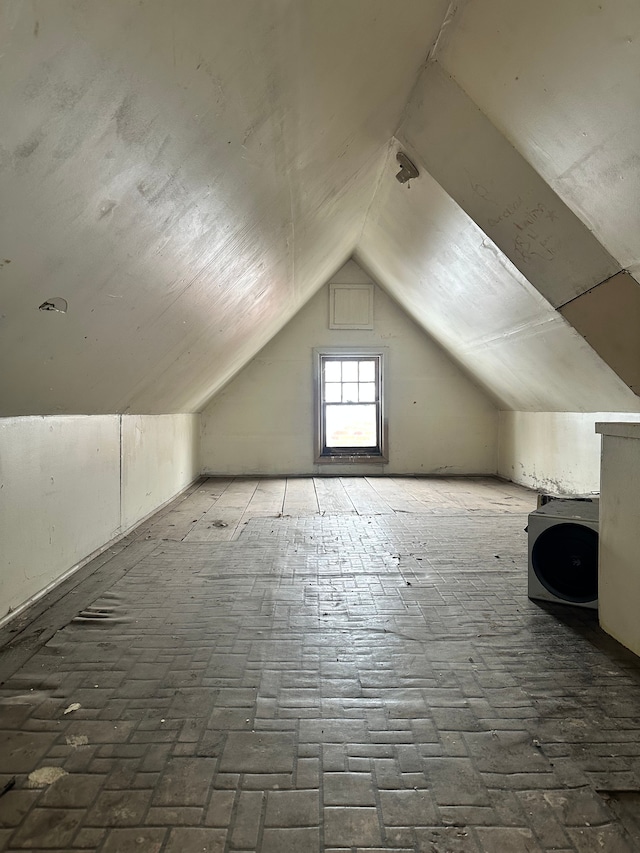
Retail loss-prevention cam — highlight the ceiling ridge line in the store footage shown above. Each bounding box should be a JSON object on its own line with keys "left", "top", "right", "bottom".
{"left": 355, "top": 138, "right": 396, "bottom": 253}
{"left": 390, "top": 1, "right": 457, "bottom": 149}
{"left": 427, "top": 0, "right": 471, "bottom": 64}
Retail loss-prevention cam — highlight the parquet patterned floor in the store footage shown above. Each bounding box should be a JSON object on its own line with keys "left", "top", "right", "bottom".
{"left": 1, "top": 478, "right": 639, "bottom": 852}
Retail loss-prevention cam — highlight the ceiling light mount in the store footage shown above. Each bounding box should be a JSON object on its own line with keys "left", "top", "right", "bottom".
{"left": 395, "top": 151, "right": 419, "bottom": 185}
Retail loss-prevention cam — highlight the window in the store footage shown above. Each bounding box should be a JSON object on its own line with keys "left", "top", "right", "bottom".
{"left": 315, "top": 350, "right": 386, "bottom": 461}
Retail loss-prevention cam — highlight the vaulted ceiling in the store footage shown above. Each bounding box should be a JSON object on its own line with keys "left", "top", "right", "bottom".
{"left": 2, "top": 0, "right": 639, "bottom": 415}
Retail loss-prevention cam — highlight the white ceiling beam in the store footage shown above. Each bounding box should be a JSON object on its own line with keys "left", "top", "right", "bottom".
{"left": 398, "top": 62, "right": 620, "bottom": 309}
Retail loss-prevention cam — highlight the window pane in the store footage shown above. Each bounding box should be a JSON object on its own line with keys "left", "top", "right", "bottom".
{"left": 359, "top": 360, "right": 376, "bottom": 382}
{"left": 343, "top": 382, "right": 359, "bottom": 402}
{"left": 342, "top": 361, "right": 358, "bottom": 382}
{"left": 359, "top": 382, "right": 376, "bottom": 402}
{"left": 324, "top": 361, "right": 341, "bottom": 382}
{"left": 325, "top": 404, "right": 377, "bottom": 447}
{"left": 325, "top": 383, "right": 341, "bottom": 402}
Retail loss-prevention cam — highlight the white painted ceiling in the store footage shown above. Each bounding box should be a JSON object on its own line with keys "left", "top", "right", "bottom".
{"left": 437, "top": 0, "right": 640, "bottom": 273}
{"left": 1, "top": 0, "right": 639, "bottom": 415}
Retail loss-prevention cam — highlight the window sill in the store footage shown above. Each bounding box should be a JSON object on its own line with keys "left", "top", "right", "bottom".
{"left": 316, "top": 454, "right": 387, "bottom": 464}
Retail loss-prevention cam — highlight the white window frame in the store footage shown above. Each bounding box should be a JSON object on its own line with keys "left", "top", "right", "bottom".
{"left": 314, "top": 347, "right": 388, "bottom": 463}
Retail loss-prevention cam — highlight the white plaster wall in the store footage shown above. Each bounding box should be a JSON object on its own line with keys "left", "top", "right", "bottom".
{"left": 121, "top": 415, "right": 199, "bottom": 530}
{"left": 0, "top": 416, "right": 120, "bottom": 618}
{"left": 498, "top": 411, "right": 640, "bottom": 494}
{"left": 201, "top": 264, "right": 498, "bottom": 476}
{"left": 596, "top": 424, "right": 640, "bottom": 657}
{"left": 0, "top": 414, "right": 199, "bottom": 619}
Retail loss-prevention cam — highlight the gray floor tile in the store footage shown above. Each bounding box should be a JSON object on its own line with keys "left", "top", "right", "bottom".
{"left": 0, "top": 478, "right": 639, "bottom": 852}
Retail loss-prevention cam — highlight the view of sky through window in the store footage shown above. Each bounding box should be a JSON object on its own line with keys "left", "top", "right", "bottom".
{"left": 323, "top": 359, "right": 378, "bottom": 447}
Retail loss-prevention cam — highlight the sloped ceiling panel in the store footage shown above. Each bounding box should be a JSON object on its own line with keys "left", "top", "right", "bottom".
{"left": 2, "top": 0, "right": 639, "bottom": 419}
{"left": 397, "top": 62, "right": 619, "bottom": 308}
{"left": 357, "top": 145, "right": 640, "bottom": 413}
{"left": 0, "top": 0, "right": 449, "bottom": 415}
{"left": 395, "top": 59, "right": 640, "bottom": 399}
{"left": 560, "top": 271, "right": 640, "bottom": 395}
{"left": 436, "top": 0, "right": 640, "bottom": 277}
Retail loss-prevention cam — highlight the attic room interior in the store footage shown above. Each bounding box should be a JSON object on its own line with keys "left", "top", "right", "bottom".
{"left": 2, "top": 0, "right": 640, "bottom": 850}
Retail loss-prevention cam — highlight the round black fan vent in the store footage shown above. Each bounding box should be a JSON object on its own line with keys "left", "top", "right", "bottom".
{"left": 531, "top": 522, "right": 598, "bottom": 603}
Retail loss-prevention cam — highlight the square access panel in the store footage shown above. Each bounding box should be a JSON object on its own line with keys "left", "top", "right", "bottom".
{"left": 329, "top": 283, "right": 374, "bottom": 330}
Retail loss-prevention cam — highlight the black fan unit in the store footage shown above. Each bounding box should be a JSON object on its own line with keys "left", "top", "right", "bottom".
{"left": 528, "top": 499, "right": 599, "bottom": 609}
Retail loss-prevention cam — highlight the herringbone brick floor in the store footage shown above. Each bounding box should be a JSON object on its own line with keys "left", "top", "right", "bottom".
{"left": 1, "top": 478, "right": 639, "bottom": 851}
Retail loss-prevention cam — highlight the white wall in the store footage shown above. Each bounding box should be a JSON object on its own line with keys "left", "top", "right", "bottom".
{"left": 121, "top": 414, "right": 199, "bottom": 530}
{"left": 0, "top": 414, "right": 199, "bottom": 620}
{"left": 201, "top": 263, "right": 498, "bottom": 476}
{"left": 596, "top": 423, "right": 640, "bottom": 657}
{"left": 498, "top": 411, "right": 640, "bottom": 495}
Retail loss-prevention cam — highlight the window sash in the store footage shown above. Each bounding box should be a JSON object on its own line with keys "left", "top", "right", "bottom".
{"left": 318, "top": 354, "right": 383, "bottom": 456}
